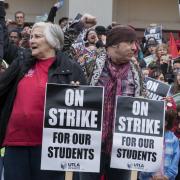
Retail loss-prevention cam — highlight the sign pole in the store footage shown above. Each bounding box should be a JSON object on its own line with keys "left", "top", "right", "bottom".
{"left": 131, "top": 171, "right": 137, "bottom": 180}
{"left": 65, "top": 172, "right": 73, "bottom": 180}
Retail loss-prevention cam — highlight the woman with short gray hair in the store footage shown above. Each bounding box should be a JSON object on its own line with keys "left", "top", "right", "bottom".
{"left": 0, "top": 1, "right": 96, "bottom": 180}
{"left": 31, "top": 22, "right": 64, "bottom": 50}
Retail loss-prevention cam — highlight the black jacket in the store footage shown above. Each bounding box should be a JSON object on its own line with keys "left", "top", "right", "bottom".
{"left": 0, "top": 1, "right": 86, "bottom": 147}
{"left": 0, "top": 50, "right": 86, "bottom": 147}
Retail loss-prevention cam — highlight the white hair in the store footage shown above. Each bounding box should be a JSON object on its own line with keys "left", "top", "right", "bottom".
{"left": 32, "top": 22, "right": 64, "bottom": 50}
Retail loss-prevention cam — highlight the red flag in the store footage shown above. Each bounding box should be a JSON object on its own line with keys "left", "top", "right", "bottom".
{"left": 168, "top": 32, "right": 179, "bottom": 59}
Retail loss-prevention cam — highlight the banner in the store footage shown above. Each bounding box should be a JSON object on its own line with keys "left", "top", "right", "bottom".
{"left": 169, "top": 32, "right": 179, "bottom": 59}
{"left": 41, "top": 84, "right": 104, "bottom": 172}
{"left": 144, "top": 77, "right": 171, "bottom": 100}
{"left": 144, "top": 24, "right": 162, "bottom": 44}
{"left": 111, "top": 96, "right": 165, "bottom": 172}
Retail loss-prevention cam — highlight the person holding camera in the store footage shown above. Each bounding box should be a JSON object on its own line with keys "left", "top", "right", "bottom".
{"left": 148, "top": 43, "right": 174, "bottom": 84}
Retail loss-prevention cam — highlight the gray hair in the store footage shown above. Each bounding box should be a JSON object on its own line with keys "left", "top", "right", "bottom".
{"left": 32, "top": 22, "right": 64, "bottom": 50}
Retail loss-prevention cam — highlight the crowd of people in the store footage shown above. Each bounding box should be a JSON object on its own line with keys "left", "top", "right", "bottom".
{"left": 0, "top": 0, "right": 180, "bottom": 180}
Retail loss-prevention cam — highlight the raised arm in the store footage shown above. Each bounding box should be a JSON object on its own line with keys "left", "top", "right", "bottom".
{"left": 47, "top": 1, "right": 64, "bottom": 23}
{"left": 63, "top": 13, "right": 97, "bottom": 58}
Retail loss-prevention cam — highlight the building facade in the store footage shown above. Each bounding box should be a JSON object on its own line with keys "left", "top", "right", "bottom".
{"left": 5, "top": 0, "right": 180, "bottom": 36}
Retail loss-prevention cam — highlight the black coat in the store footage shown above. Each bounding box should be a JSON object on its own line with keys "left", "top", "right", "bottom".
{"left": 0, "top": 50, "right": 86, "bottom": 147}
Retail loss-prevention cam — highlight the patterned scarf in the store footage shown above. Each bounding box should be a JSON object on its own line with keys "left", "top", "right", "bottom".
{"left": 98, "top": 60, "right": 130, "bottom": 154}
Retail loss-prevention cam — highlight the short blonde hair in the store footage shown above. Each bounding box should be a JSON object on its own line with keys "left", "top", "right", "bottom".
{"left": 32, "top": 22, "right": 64, "bottom": 50}
{"left": 155, "top": 43, "right": 168, "bottom": 54}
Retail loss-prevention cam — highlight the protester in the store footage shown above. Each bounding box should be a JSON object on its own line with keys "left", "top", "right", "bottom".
{"left": 150, "top": 68, "right": 165, "bottom": 82}
{"left": 139, "top": 109, "right": 180, "bottom": 180}
{"left": 9, "top": 29, "right": 21, "bottom": 45}
{"left": 47, "top": 1, "right": 69, "bottom": 31}
{"left": 59, "top": 17, "right": 69, "bottom": 29}
{"left": 6, "top": 10, "right": 25, "bottom": 33}
{"left": 47, "top": 1, "right": 62, "bottom": 23}
{"left": 76, "top": 25, "right": 144, "bottom": 180}
{"left": 173, "top": 105, "right": 180, "bottom": 180}
{"left": 14, "top": 10, "right": 25, "bottom": 31}
{"left": 171, "top": 72, "right": 180, "bottom": 94}
{"left": 148, "top": 43, "right": 173, "bottom": 83}
{"left": 173, "top": 57, "right": 180, "bottom": 76}
{"left": 142, "top": 67, "right": 150, "bottom": 78}
{"left": 95, "top": 25, "right": 106, "bottom": 47}
{"left": 0, "top": 1, "right": 100, "bottom": 180}
{"left": 18, "top": 26, "right": 31, "bottom": 48}
{"left": 173, "top": 104, "right": 180, "bottom": 139}
{"left": 0, "top": 21, "right": 85, "bottom": 180}
{"left": 72, "top": 28, "right": 106, "bottom": 83}
{"left": 143, "top": 37, "right": 158, "bottom": 57}
{"left": 156, "top": 43, "right": 173, "bottom": 80}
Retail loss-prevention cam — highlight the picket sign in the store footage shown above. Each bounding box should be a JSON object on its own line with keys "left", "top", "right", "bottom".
{"left": 111, "top": 96, "right": 165, "bottom": 172}
{"left": 41, "top": 84, "right": 104, "bottom": 173}
{"left": 144, "top": 77, "right": 171, "bottom": 100}
{"left": 144, "top": 24, "right": 162, "bottom": 44}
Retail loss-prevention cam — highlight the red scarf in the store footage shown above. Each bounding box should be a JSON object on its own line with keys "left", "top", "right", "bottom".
{"left": 98, "top": 60, "right": 130, "bottom": 154}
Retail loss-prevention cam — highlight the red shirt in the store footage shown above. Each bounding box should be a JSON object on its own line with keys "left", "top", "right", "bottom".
{"left": 3, "top": 57, "right": 54, "bottom": 146}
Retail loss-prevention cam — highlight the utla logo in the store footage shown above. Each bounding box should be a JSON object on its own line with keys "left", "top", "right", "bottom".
{"left": 133, "top": 163, "right": 144, "bottom": 169}
{"left": 68, "top": 162, "right": 80, "bottom": 170}
{"left": 60, "top": 161, "right": 67, "bottom": 170}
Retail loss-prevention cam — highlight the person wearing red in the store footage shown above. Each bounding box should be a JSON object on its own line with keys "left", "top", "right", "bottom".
{"left": 0, "top": 1, "right": 99, "bottom": 180}
{"left": 0, "top": 20, "right": 86, "bottom": 180}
